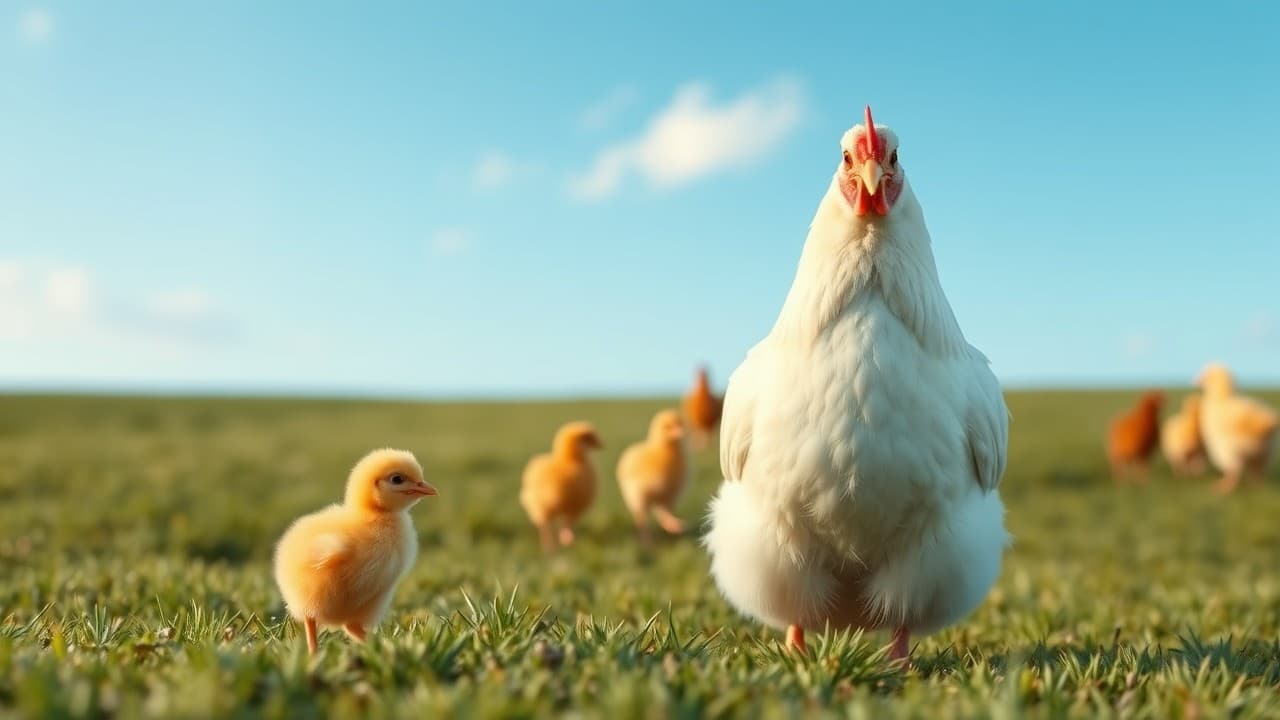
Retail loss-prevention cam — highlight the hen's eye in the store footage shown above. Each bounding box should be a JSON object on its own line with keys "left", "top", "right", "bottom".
{"left": 842, "top": 150, "right": 853, "bottom": 166}
{"left": 890, "top": 150, "right": 899, "bottom": 166}
{"left": 388, "top": 474, "right": 405, "bottom": 485}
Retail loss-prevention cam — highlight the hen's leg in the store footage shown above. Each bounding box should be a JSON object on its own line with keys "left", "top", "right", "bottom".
{"left": 889, "top": 626, "right": 911, "bottom": 662}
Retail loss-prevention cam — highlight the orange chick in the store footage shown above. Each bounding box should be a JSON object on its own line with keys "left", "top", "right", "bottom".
{"left": 617, "top": 409, "right": 688, "bottom": 546}
{"left": 682, "top": 366, "right": 724, "bottom": 450}
{"left": 273, "top": 448, "right": 437, "bottom": 655}
{"left": 520, "top": 422, "right": 604, "bottom": 551}
{"left": 1197, "top": 363, "right": 1279, "bottom": 494}
{"left": 1105, "top": 391, "right": 1164, "bottom": 481}
{"left": 1161, "top": 394, "right": 1205, "bottom": 475}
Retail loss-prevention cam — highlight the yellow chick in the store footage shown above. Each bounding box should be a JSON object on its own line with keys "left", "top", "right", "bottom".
{"left": 273, "top": 448, "right": 437, "bottom": 655}
{"left": 617, "top": 409, "right": 688, "bottom": 546}
{"left": 1161, "top": 394, "right": 1205, "bottom": 476}
{"left": 520, "top": 422, "right": 604, "bottom": 551}
{"left": 1197, "top": 363, "right": 1279, "bottom": 494}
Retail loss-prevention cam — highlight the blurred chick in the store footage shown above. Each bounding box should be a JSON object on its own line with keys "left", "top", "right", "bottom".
{"left": 274, "top": 449, "right": 437, "bottom": 655}
{"left": 1161, "top": 394, "right": 1205, "bottom": 476}
{"left": 1105, "top": 392, "right": 1164, "bottom": 481}
{"left": 682, "top": 366, "right": 724, "bottom": 450}
{"left": 617, "top": 409, "right": 688, "bottom": 546}
{"left": 520, "top": 422, "right": 604, "bottom": 551}
{"left": 1197, "top": 363, "right": 1278, "bottom": 494}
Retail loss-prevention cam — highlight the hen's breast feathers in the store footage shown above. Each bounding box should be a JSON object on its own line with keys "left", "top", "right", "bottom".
{"left": 719, "top": 348, "right": 762, "bottom": 482}
{"left": 721, "top": 302, "right": 1007, "bottom": 499}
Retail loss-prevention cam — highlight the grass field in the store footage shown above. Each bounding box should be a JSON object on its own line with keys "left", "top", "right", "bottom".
{"left": 1, "top": 391, "right": 1278, "bottom": 718}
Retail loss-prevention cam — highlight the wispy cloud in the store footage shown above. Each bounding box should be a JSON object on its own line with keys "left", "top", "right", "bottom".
{"left": 569, "top": 77, "right": 805, "bottom": 201}
{"left": 43, "top": 267, "right": 92, "bottom": 316}
{"left": 0, "top": 262, "right": 93, "bottom": 341}
{"left": 125, "top": 288, "right": 237, "bottom": 343}
{"left": 430, "top": 228, "right": 471, "bottom": 256}
{"left": 471, "top": 150, "right": 534, "bottom": 191}
{"left": 579, "top": 86, "right": 639, "bottom": 131}
{"left": 0, "top": 260, "right": 235, "bottom": 346}
{"left": 18, "top": 8, "right": 54, "bottom": 44}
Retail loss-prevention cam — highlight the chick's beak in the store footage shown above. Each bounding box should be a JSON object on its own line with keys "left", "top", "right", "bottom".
{"left": 407, "top": 481, "right": 438, "bottom": 497}
{"left": 860, "top": 159, "right": 884, "bottom": 196}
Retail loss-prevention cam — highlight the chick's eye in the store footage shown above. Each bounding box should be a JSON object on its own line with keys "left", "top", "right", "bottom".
{"left": 842, "top": 150, "right": 852, "bottom": 166}
{"left": 388, "top": 474, "right": 405, "bottom": 485}
{"left": 890, "top": 150, "right": 899, "bottom": 166}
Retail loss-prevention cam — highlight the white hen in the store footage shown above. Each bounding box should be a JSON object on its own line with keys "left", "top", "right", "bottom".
{"left": 704, "top": 107, "right": 1009, "bottom": 660}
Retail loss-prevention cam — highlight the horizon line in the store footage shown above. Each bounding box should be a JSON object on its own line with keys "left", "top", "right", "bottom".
{"left": 2, "top": 377, "right": 1277, "bottom": 403}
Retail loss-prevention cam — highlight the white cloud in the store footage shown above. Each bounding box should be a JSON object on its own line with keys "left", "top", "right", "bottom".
{"left": 144, "top": 289, "right": 214, "bottom": 318}
{"left": 0, "top": 262, "right": 20, "bottom": 292}
{"left": 430, "top": 228, "right": 470, "bottom": 256}
{"left": 568, "top": 77, "right": 805, "bottom": 201}
{"left": 0, "top": 260, "right": 234, "bottom": 347}
{"left": 579, "top": 86, "right": 639, "bottom": 131}
{"left": 19, "top": 8, "right": 53, "bottom": 44}
{"left": 126, "top": 288, "right": 236, "bottom": 343}
{"left": 471, "top": 151, "right": 530, "bottom": 191}
{"left": 44, "top": 267, "right": 92, "bottom": 317}
{"left": 0, "top": 262, "right": 34, "bottom": 341}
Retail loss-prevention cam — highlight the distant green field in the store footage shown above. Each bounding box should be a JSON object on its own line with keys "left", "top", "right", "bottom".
{"left": 1, "top": 391, "right": 1278, "bottom": 718}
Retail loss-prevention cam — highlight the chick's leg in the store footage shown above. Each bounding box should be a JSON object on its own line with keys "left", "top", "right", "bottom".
{"left": 628, "top": 503, "right": 653, "bottom": 548}
{"left": 785, "top": 624, "right": 807, "bottom": 655}
{"left": 343, "top": 623, "right": 367, "bottom": 642}
{"left": 1214, "top": 473, "right": 1241, "bottom": 495}
{"left": 652, "top": 505, "right": 686, "bottom": 536}
{"left": 1135, "top": 460, "right": 1151, "bottom": 484}
{"left": 692, "top": 431, "right": 709, "bottom": 452}
{"left": 536, "top": 523, "right": 556, "bottom": 552}
{"left": 557, "top": 523, "right": 576, "bottom": 547}
{"left": 303, "top": 617, "right": 318, "bottom": 656}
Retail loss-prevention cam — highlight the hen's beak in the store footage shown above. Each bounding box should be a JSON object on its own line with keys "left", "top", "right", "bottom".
{"left": 860, "top": 159, "right": 884, "bottom": 196}
{"left": 407, "top": 481, "right": 438, "bottom": 497}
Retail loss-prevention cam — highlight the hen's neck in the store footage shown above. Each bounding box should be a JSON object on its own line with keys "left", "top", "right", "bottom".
{"left": 772, "top": 181, "right": 969, "bottom": 358}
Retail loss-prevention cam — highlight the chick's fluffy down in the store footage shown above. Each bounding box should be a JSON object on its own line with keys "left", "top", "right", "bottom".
{"left": 274, "top": 505, "right": 416, "bottom": 628}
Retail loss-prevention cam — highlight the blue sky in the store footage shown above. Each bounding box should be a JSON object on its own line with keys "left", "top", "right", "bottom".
{"left": 2, "top": 1, "right": 1278, "bottom": 396}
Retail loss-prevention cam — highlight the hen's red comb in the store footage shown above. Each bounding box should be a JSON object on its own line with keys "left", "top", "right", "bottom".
{"left": 864, "top": 105, "right": 880, "bottom": 158}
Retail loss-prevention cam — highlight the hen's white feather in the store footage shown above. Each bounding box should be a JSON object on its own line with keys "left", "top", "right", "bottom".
{"left": 706, "top": 129, "right": 1009, "bottom": 637}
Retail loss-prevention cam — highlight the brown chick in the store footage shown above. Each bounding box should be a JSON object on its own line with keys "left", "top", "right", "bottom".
{"left": 1197, "top": 363, "right": 1279, "bottom": 494}
{"left": 682, "top": 366, "right": 724, "bottom": 450}
{"left": 274, "top": 448, "right": 437, "bottom": 655}
{"left": 1161, "top": 394, "right": 1205, "bottom": 475}
{"left": 617, "top": 409, "right": 688, "bottom": 546}
{"left": 520, "top": 422, "right": 604, "bottom": 551}
{"left": 1105, "top": 391, "right": 1164, "bottom": 481}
